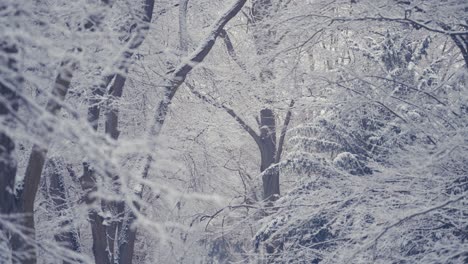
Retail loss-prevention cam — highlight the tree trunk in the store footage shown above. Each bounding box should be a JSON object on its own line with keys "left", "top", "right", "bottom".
{"left": 80, "top": 163, "right": 112, "bottom": 264}
{"left": 0, "top": 132, "right": 16, "bottom": 215}
{"left": 104, "top": 74, "right": 126, "bottom": 263}
{"left": 18, "top": 59, "right": 75, "bottom": 264}
{"left": 0, "top": 42, "right": 37, "bottom": 264}
{"left": 251, "top": 0, "right": 282, "bottom": 202}
{"left": 259, "top": 108, "right": 279, "bottom": 201}
{"left": 0, "top": 69, "right": 18, "bottom": 215}
{"left": 46, "top": 160, "right": 81, "bottom": 264}
{"left": 79, "top": 66, "right": 117, "bottom": 264}
{"left": 0, "top": 89, "right": 18, "bottom": 217}
{"left": 81, "top": 0, "right": 156, "bottom": 259}
{"left": 117, "top": 209, "right": 138, "bottom": 264}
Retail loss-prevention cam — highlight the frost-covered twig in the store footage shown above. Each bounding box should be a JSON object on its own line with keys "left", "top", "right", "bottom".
{"left": 350, "top": 195, "right": 467, "bottom": 261}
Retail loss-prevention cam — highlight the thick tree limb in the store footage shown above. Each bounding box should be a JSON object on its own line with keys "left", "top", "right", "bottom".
{"left": 143, "top": 0, "right": 247, "bottom": 175}
{"left": 275, "top": 99, "right": 294, "bottom": 163}
{"left": 220, "top": 29, "right": 256, "bottom": 80}
{"left": 178, "top": 0, "right": 190, "bottom": 55}
{"left": 185, "top": 82, "right": 261, "bottom": 147}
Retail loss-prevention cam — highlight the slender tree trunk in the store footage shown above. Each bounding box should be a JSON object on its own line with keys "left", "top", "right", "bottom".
{"left": 78, "top": 0, "right": 157, "bottom": 262}
{"left": 0, "top": 85, "right": 18, "bottom": 217}
{"left": 80, "top": 75, "right": 113, "bottom": 264}
{"left": 104, "top": 74, "right": 126, "bottom": 264}
{"left": 104, "top": 1, "right": 156, "bottom": 263}
{"left": 45, "top": 159, "right": 81, "bottom": 264}
{"left": 251, "top": 0, "right": 283, "bottom": 202}
{"left": 80, "top": 162, "right": 112, "bottom": 264}
{"left": 117, "top": 207, "right": 139, "bottom": 264}
{"left": 0, "top": 42, "right": 37, "bottom": 264}
{"left": 0, "top": 132, "right": 16, "bottom": 216}
{"left": 0, "top": 72, "right": 18, "bottom": 217}
{"left": 18, "top": 59, "right": 75, "bottom": 264}
{"left": 80, "top": 93, "right": 112, "bottom": 264}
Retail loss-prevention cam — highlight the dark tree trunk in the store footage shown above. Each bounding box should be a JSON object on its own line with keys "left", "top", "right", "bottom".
{"left": 89, "top": 210, "right": 112, "bottom": 264}
{"left": 18, "top": 59, "right": 75, "bottom": 264}
{"left": 117, "top": 211, "right": 138, "bottom": 264}
{"left": 110, "top": 1, "right": 156, "bottom": 263}
{"left": 0, "top": 73, "right": 18, "bottom": 215}
{"left": 0, "top": 132, "right": 16, "bottom": 215}
{"left": 79, "top": 67, "right": 116, "bottom": 264}
{"left": 0, "top": 90, "right": 18, "bottom": 217}
{"left": 82, "top": 81, "right": 113, "bottom": 264}
{"left": 104, "top": 74, "right": 126, "bottom": 263}
{"left": 46, "top": 160, "right": 81, "bottom": 264}
{"left": 80, "top": 162, "right": 112, "bottom": 264}
{"left": 251, "top": 0, "right": 282, "bottom": 202}
{"left": 104, "top": 74, "right": 126, "bottom": 140}
{"left": 0, "top": 42, "right": 38, "bottom": 264}
{"left": 80, "top": 0, "right": 157, "bottom": 262}
{"left": 258, "top": 108, "right": 279, "bottom": 201}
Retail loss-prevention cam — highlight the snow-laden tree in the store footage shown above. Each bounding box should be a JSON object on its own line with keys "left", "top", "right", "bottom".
{"left": 250, "top": 3, "right": 468, "bottom": 263}
{"left": 1, "top": 0, "right": 467, "bottom": 263}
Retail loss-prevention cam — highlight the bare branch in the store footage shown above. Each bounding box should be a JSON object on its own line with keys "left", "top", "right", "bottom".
{"left": 220, "top": 29, "right": 257, "bottom": 80}
{"left": 179, "top": 0, "right": 190, "bottom": 55}
{"left": 275, "top": 99, "right": 294, "bottom": 163}
{"left": 350, "top": 195, "right": 466, "bottom": 261}
{"left": 185, "top": 82, "right": 261, "bottom": 147}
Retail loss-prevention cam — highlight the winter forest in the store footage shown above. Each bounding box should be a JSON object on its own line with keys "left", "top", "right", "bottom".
{"left": 1, "top": 0, "right": 467, "bottom": 263}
